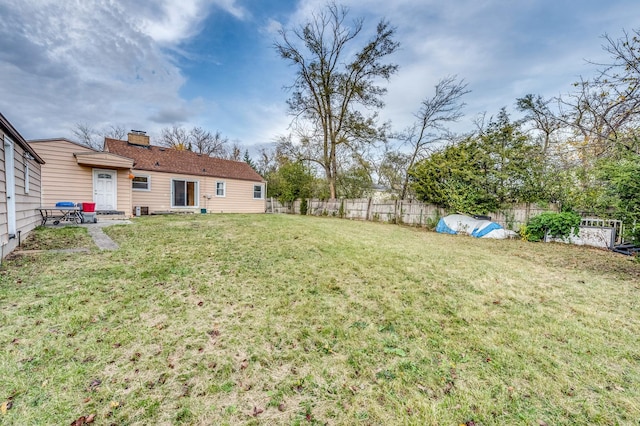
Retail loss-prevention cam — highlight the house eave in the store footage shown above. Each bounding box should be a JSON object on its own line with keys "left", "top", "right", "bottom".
{"left": 132, "top": 166, "right": 265, "bottom": 182}
{"left": 0, "top": 113, "right": 46, "bottom": 164}
{"left": 74, "top": 152, "right": 134, "bottom": 169}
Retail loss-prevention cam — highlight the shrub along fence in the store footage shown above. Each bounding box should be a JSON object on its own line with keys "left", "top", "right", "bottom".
{"left": 266, "top": 198, "right": 558, "bottom": 231}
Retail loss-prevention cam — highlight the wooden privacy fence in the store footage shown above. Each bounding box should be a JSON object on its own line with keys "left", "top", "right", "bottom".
{"left": 266, "top": 198, "right": 558, "bottom": 231}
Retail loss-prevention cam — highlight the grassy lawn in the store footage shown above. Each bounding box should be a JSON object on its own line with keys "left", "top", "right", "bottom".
{"left": 0, "top": 214, "right": 638, "bottom": 425}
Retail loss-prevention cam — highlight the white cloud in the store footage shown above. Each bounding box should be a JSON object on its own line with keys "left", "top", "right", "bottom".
{"left": 137, "top": 0, "right": 206, "bottom": 44}
{"left": 137, "top": 0, "right": 246, "bottom": 44}
{"left": 263, "top": 18, "right": 283, "bottom": 36}
{"left": 0, "top": 0, "right": 238, "bottom": 139}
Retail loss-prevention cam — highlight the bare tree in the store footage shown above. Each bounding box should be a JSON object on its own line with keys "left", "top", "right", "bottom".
{"left": 379, "top": 149, "right": 410, "bottom": 195}
{"left": 275, "top": 2, "right": 399, "bottom": 199}
{"left": 73, "top": 123, "right": 131, "bottom": 149}
{"left": 516, "top": 94, "right": 561, "bottom": 154}
{"left": 72, "top": 123, "right": 103, "bottom": 150}
{"left": 598, "top": 28, "right": 640, "bottom": 149}
{"left": 399, "top": 76, "right": 469, "bottom": 199}
{"left": 256, "top": 146, "right": 278, "bottom": 176}
{"left": 228, "top": 142, "right": 242, "bottom": 161}
{"left": 190, "top": 127, "right": 228, "bottom": 157}
{"left": 557, "top": 77, "right": 639, "bottom": 161}
{"left": 159, "top": 125, "right": 230, "bottom": 156}
{"left": 104, "top": 125, "right": 127, "bottom": 141}
{"left": 556, "top": 29, "right": 640, "bottom": 158}
{"left": 159, "top": 125, "right": 190, "bottom": 150}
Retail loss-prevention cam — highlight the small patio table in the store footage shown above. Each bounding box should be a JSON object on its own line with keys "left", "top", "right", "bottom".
{"left": 37, "top": 206, "right": 83, "bottom": 226}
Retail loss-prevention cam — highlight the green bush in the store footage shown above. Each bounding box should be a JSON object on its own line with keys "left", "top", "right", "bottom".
{"left": 300, "top": 198, "right": 308, "bottom": 216}
{"left": 424, "top": 211, "right": 441, "bottom": 230}
{"left": 522, "top": 212, "right": 581, "bottom": 242}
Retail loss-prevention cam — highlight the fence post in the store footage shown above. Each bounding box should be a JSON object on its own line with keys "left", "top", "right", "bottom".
{"left": 394, "top": 199, "right": 398, "bottom": 224}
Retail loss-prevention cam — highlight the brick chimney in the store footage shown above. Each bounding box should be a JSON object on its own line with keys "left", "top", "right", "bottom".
{"left": 127, "top": 130, "right": 150, "bottom": 146}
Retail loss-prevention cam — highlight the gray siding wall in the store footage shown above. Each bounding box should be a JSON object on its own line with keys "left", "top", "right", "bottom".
{"left": 1, "top": 131, "right": 43, "bottom": 258}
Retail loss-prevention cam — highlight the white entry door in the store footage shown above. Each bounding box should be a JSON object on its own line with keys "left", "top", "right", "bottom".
{"left": 93, "top": 169, "right": 117, "bottom": 211}
{"left": 4, "top": 137, "right": 16, "bottom": 237}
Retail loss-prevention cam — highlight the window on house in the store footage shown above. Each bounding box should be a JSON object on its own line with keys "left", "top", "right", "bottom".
{"left": 216, "top": 181, "right": 225, "bottom": 197}
{"left": 172, "top": 179, "right": 198, "bottom": 207}
{"left": 132, "top": 175, "right": 151, "bottom": 191}
{"left": 253, "top": 184, "right": 263, "bottom": 199}
{"left": 24, "top": 161, "right": 30, "bottom": 194}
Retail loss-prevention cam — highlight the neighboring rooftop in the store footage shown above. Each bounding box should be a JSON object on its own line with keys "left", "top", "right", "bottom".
{"left": 104, "top": 138, "right": 264, "bottom": 182}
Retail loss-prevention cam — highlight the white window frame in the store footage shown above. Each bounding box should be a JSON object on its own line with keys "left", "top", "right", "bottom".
{"left": 4, "top": 136, "right": 16, "bottom": 237}
{"left": 24, "top": 159, "right": 30, "bottom": 194}
{"left": 132, "top": 174, "right": 151, "bottom": 191}
{"left": 171, "top": 178, "right": 199, "bottom": 208}
{"left": 253, "top": 183, "right": 264, "bottom": 199}
{"left": 216, "top": 181, "right": 226, "bottom": 197}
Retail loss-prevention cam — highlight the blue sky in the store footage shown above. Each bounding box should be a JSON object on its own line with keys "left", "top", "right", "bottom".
{"left": 1, "top": 0, "right": 640, "bottom": 152}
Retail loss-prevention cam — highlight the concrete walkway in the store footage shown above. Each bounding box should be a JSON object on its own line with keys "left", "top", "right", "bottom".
{"left": 82, "top": 220, "right": 131, "bottom": 251}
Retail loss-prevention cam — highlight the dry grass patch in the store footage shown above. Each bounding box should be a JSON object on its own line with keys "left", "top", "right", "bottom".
{"left": 0, "top": 214, "right": 638, "bottom": 425}
{"left": 17, "top": 225, "right": 93, "bottom": 251}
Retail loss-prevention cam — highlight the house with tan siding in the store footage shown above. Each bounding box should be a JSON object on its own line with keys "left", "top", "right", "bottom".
{"left": 30, "top": 131, "right": 266, "bottom": 217}
{"left": 0, "top": 112, "right": 45, "bottom": 258}
{"left": 104, "top": 133, "right": 266, "bottom": 214}
{"left": 29, "top": 138, "right": 134, "bottom": 214}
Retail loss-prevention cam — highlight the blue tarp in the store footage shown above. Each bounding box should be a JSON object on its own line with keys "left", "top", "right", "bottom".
{"left": 436, "top": 214, "right": 514, "bottom": 239}
{"left": 435, "top": 219, "right": 457, "bottom": 234}
{"left": 471, "top": 222, "right": 502, "bottom": 238}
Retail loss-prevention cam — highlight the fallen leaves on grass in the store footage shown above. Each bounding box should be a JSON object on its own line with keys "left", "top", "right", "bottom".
{"left": 157, "top": 373, "right": 168, "bottom": 385}
{"left": 1, "top": 400, "right": 13, "bottom": 414}
{"left": 181, "top": 384, "right": 191, "bottom": 397}
{"left": 69, "top": 413, "right": 95, "bottom": 425}
{"left": 252, "top": 406, "right": 264, "bottom": 417}
{"left": 88, "top": 379, "right": 101, "bottom": 392}
{"left": 443, "top": 381, "right": 455, "bottom": 395}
